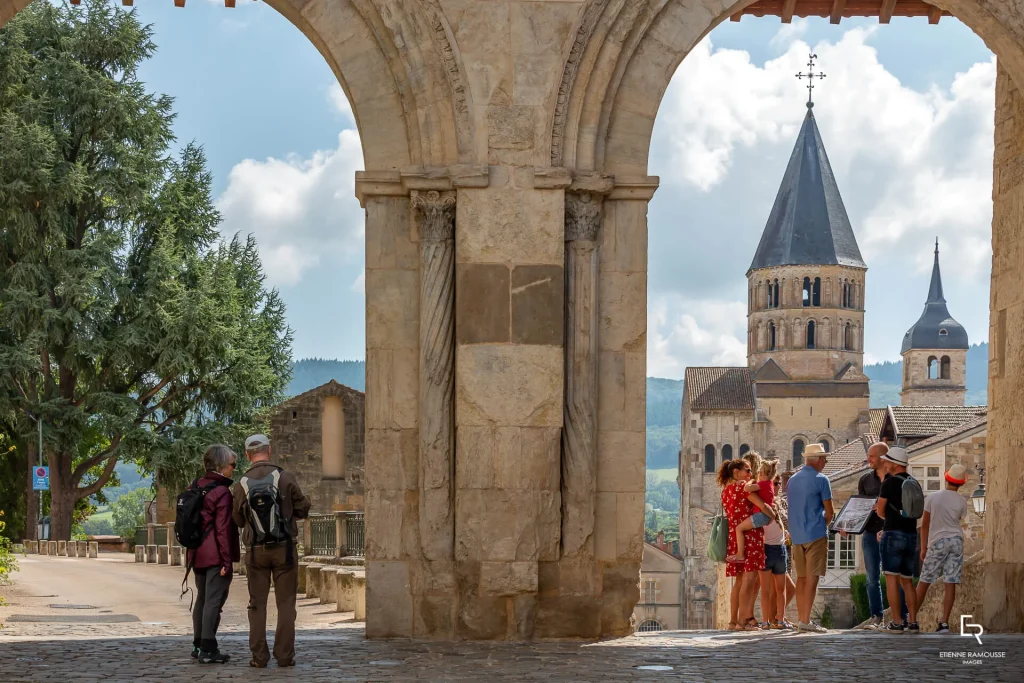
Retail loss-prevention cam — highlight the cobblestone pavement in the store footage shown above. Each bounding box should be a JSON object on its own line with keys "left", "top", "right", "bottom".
{"left": 2, "top": 557, "right": 1022, "bottom": 681}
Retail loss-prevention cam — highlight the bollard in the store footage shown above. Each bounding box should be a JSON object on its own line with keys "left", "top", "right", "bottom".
{"left": 39, "top": 540, "right": 49, "bottom": 556}
{"left": 353, "top": 574, "right": 367, "bottom": 621}
{"left": 135, "top": 545, "right": 145, "bottom": 562}
{"left": 297, "top": 561, "right": 311, "bottom": 594}
{"left": 170, "top": 546, "right": 182, "bottom": 566}
{"left": 67, "top": 541, "right": 77, "bottom": 558}
{"left": 57, "top": 540, "right": 67, "bottom": 556}
{"left": 88, "top": 541, "right": 98, "bottom": 558}
{"left": 306, "top": 565, "right": 323, "bottom": 599}
{"left": 146, "top": 544, "right": 158, "bottom": 563}
{"left": 319, "top": 567, "right": 339, "bottom": 605}
{"left": 77, "top": 541, "right": 88, "bottom": 557}
{"left": 335, "top": 570, "right": 356, "bottom": 612}
{"left": 157, "top": 545, "right": 169, "bottom": 564}
{"left": 23, "top": 540, "right": 38, "bottom": 554}
{"left": 48, "top": 540, "right": 58, "bottom": 555}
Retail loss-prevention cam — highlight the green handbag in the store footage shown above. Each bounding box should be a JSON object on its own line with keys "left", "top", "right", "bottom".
{"left": 707, "top": 505, "right": 728, "bottom": 563}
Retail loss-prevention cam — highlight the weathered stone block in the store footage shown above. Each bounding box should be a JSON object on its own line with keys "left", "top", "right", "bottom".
{"left": 511, "top": 265, "right": 563, "bottom": 345}
{"left": 365, "top": 561, "right": 411, "bottom": 636}
{"left": 365, "top": 429, "right": 418, "bottom": 491}
{"left": 169, "top": 546, "right": 182, "bottom": 566}
{"left": 47, "top": 540, "right": 57, "bottom": 556}
{"left": 157, "top": 545, "right": 169, "bottom": 564}
{"left": 480, "top": 561, "right": 538, "bottom": 596}
{"left": 456, "top": 344, "right": 563, "bottom": 427}
{"left": 456, "top": 489, "right": 560, "bottom": 563}
{"left": 364, "top": 488, "right": 418, "bottom": 560}
{"left": 77, "top": 541, "right": 88, "bottom": 558}
{"left": 456, "top": 188, "right": 563, "bottom": 265}
{"left": 600, "top": 562, "right": 641, "bottom": 636}
{"left": 134, "top": 545, "right": 145, "bottom": 563}
{"left": 533, "top": 595, "right": 601, "bottom": 639}
{"left": 145, "top": 544, "right": 158, "bottom": 563}
{"left": 487, "top": 105, "right": 536, "bottom": 151}
{"left": 297, "top": 561, "right": 310, "bottom": 594}
{"left": 354, "top": 575, "right": 367, "bottom": 621}
{"left": 320, "top": 567, "right": 339, "bottom": 605}
{"left": 24, "top": 540, "right": 38, "bottom": 554}
{"left": 414, "top": 594, "right": 456, "bottom": 638}
{"left": 456, "top": 593, "right": 508, "bottom": 640}
{"left": 456, "top": 263, "right": 510, "bottom": 344}
{"left": 616, "top": 492, "right": 645, "bottom": 561}
{"left": 455, "top": 425, "right": 559, "bottom": 491}
{"left": 598, "top": 271, "right": 646, "bottom": 352}
{"left": 336, "top": 570, "right": 357, "bottom": 612}
{"left": 306, "top": 565, "right": 323, "bottom": 599}
{"left": 57, "top": 540, "right": 67, "bottom": 556}
{"left": 597, "top": 431, "right": 645, "bottom": 493}
{"left": 594, "top": 492, "right": 617, "bottom": 562}
{"left": 366, "top": 268, "right": 418, "bottom": 350}
{"left": 365, "top": 196, "right": 416, "bottom": 271}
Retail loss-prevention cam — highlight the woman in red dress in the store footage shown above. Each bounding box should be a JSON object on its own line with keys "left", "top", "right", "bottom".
{"left": 718, "top": 458, "right": 768, "bottom": 630}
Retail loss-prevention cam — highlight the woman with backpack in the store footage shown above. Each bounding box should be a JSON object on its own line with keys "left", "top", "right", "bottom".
{"left": 186, "top": 444, "right": 240, "bottom": 663}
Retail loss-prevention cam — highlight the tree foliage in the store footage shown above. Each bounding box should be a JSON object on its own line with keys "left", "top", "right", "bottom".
{"left": 0, "top": 1, "right": 292, "bottom": 539}
{"left": 110, "top": 485, "right": 152, "bottom": 541}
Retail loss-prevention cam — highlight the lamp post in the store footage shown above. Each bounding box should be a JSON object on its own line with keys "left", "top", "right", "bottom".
{"left": 25, "top": 411, "right": 45, "bottom": 539}
{"left": 971, "top": 467, "right": 986, "bottom": 516}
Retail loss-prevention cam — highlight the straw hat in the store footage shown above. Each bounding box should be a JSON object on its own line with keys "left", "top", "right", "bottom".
{"left": 803, "top": 443, "right": 828, "bottom": 459}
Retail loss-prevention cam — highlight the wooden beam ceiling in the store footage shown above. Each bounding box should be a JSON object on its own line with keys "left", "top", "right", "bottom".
{"left": 830, "top": 0, "right": 847, "bottom": 25}
{"left": 880, "top": 0, "right": 898, "bottom": 24}
{"left": 733, "top": 1, "right": 951, "bottom": 23}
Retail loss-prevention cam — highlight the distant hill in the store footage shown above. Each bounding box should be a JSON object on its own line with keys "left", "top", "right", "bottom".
{"left": 286, "top": 344, "right": 987, "bottom": 469}
{"left": 288, "top": 358, "right": 365, "bottom": 396}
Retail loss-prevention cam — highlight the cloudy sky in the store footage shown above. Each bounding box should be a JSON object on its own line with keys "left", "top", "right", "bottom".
{"left": 126, "top": 3, "right": 994, "bottom": 378}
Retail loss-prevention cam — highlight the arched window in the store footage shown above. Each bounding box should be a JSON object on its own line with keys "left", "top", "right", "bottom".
{"left": 802, "top": 277, "right": 811, "bottom": 307}
{"left": 939, "top": 328, "right": 948, "bottom": 337}
{"left": 772, "top": 279, "right": 780, "bottom": 308}
{"left": 806, "top": 320, "right": 816, "bottom": 349}
{"left": 765, "top": 281, "right": 772, "bottom": 309}
{"left": 722, "top": 444, "right": 733, "bottom": 462}
{"left": 704, "top": 444, "right": 716, "bottom": 473}
{"left": 769, "top": 322, "right": 776, "bottom": 351}
{"left": 844, "top": 322, "right": 852, "bottom": 351}
{"left": 812, "top": 277, "right": 821, "bottom": 306}
{"left": 321, "top": 395, "right": 345, "bottom": 479}
{"left": 819, "top": 439, "right": 831, "bottom": 453}
{"left": 928, "top": 356, "right": 938, "bottom": 380}
{"left": 638, "top": 619, "right": 663, "bottom": 632}
{"left": 739, "top": 444, "right": 750, "bottom": 457}
{"left": 792, "top": 439, "right": 806, "bottom": 468}
{"left": 940, "top": 356, "right": 951, "bottom": 380}
{"left": 842, "top": 282, "right": 848, "bottom": 308}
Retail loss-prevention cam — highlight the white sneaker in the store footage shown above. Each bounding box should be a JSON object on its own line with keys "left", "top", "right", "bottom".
{"left": 797, "top": 620, "right": 828, "bottom": 633}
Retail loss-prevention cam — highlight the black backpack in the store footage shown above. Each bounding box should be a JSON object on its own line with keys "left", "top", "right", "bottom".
{"left": 240, "top": 465, "right": 290, "bottom": 546}
{"left": 174, "top": 480, "right": 225, "bottom": 549}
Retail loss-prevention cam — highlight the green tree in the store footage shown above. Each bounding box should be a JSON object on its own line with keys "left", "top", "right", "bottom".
{"left": 0, "top": 2, "right": 292, "bottom": 540}
{"left": 110, "top": 485, "right": 152, "bottom": 541}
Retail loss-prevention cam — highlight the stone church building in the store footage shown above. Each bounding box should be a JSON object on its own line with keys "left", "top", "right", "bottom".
{"left": 677, "top": 103, "right": 972, "bottom": 629}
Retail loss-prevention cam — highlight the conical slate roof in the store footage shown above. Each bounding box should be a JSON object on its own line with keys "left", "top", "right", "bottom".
{"left": 901, "top": 241, "right": 968, "bottom": 353}
{"left": 748, "top": 106, "right": 865, "bottom": 272}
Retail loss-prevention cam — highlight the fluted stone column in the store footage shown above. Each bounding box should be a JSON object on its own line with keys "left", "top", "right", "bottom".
{"left": 561, "top": 191, "right": 602, "bottom": 558}
{"left": 413, "top": 190, "right": 457, "bottom": 563}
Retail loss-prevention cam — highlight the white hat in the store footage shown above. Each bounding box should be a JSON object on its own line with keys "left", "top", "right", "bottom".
{"left": 803, "top": 443, "right": 828, "bottom": 459}
{"left": 245, "top": 434, "right": 270, "bottom": 450}
{"left": 881, "top": 446, "right": 908, "bottom": 467}
{"left": 945, "top": 464, "right": 968, "bottom": 485}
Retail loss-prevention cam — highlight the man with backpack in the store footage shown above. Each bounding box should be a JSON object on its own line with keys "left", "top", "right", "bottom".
{"left": 231, "top": 434, "right": 311, "bottom": 668}
{"left": 874, "top": 446, "right": 923, "bottom": 634}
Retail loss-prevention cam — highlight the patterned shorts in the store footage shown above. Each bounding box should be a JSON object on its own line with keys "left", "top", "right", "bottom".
{"left": 920, "top": 536, "right": 964, "bottom": 584}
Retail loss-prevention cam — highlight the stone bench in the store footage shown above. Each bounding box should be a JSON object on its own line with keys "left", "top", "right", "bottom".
{"left": 305, "top": 564, "right": 324, "bottom": 599}
{"left": 335, "top": 569, "right": 362, "bottom": 613}
{"left": 319, "top": 567, "right": 340, "bottom": 605}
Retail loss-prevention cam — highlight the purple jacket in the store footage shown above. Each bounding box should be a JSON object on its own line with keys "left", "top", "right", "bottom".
{"left": 185, "top": 473, "right": 240, "bottom": 572}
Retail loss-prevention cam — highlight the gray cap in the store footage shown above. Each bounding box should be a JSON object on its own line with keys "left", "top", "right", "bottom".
{"left": 244, "top": 434, "right": 270, "bottom": 450}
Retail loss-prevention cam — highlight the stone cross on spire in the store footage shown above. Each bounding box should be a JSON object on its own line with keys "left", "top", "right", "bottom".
{"left": 796, "top": 53, "right": 825, "bottom": 108}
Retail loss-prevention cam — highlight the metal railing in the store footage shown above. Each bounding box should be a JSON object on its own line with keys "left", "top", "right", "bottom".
{"left": 303, "top": 511, "right": 364, "bottom": 558}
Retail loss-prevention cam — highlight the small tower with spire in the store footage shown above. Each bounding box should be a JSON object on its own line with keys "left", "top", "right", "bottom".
{"left": 900, "top": 240, "right": 969, "bottom": 406}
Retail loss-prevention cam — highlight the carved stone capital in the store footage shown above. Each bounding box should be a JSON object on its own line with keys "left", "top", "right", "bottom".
{"left": 413, "top": 190, "right": 456, "bottom": 242}
{"left": 565, "top": 191, "right": 603, "bottom": 242}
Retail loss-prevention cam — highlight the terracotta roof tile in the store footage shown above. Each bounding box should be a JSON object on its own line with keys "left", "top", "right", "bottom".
{"left": 823, "top": 436, "right": 871, "bottom": 478}
{"left": 889, "top": 405, "right": 987, "bottom": 438}
{"left": 908, "top": 413, "right": 988, "bottom": 453}
{"left": 684, "top": 367, "right": 755, "bottom": 411}
{"left": 868, "top": 408, "right": 887, "bottom": 440}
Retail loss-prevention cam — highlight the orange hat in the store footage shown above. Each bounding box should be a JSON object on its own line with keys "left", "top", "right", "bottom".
{"left": 944, "top": 464, "right": 968, "bottom": 485}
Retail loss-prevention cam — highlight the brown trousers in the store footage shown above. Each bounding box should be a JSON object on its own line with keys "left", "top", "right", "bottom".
{"left": 246, "top": 544, "right": 298, "bottom": 665}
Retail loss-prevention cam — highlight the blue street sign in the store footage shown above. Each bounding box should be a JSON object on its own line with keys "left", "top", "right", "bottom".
{"left": 32, "top": 466, "right": 49, "bottom": 491}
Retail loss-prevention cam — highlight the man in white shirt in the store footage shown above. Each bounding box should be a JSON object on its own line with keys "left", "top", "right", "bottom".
{"left": 915, "top": 464, "right": 969, "bottom": 633}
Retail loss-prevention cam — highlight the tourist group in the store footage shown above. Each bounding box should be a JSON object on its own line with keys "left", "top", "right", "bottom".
{"left": 714, "top": 442, "right": 969, "bottom": 633}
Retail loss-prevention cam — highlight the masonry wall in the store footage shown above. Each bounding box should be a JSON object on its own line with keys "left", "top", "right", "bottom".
{"left": 761, "top": 396, "right": 867, "bottom": 469}
{"left": 901, "top": 349, "right": 967, "bottom": 406}
{"left": 270, "top": 383, "right": 365, "bottom": 513}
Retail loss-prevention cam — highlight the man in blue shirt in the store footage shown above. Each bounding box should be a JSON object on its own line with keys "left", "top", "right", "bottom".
{"left": 785, "top": 444, "right": 835, "bottom": 632}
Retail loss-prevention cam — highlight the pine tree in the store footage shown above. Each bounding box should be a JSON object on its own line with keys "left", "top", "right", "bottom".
{"left": 0, "top": 2, "right": 292, "bottom": 540}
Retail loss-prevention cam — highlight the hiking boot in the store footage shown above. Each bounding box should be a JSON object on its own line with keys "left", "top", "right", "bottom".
{"left": 198, "top": 651, "right": 231, "bottom": 664}
{"left": 881, "top": 621, "right": 905, "bottom": 634}
{"left": 906, "top": 622, "right": 920, "bottom": 634}
{"left": 937, "top": 622, "right": 951, "bottom": 634}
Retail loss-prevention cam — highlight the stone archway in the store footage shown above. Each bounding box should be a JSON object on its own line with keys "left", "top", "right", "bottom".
{"left": 4, "top": 0, "right": 1024, "bottom": 638}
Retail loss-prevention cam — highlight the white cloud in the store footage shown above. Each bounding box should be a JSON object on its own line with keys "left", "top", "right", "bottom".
{"left": 648, "top": 295, "right": 748, "bottom": 378}
{"left": 649, "top": 29, "right": 994, "bottom": 370}
{"left": 770, "top": 18, "right": 809, "bottom": 51}
{"left": 216, "top": 129, "right": 365, "bottom": 288}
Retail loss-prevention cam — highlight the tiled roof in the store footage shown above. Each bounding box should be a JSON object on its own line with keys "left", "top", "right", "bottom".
{"left": 685, "top": 367, "right": 755, "bottom": 411}
{"left": 889, "top": 405, "right": 987, "bottom": 438}
{"left": 868, "top": 408, "right": 887, "bottom": 440}
{"left": 908, "top": 413, "right": 988, "bottom": 453}
{"left": 824, "top": 435, "right": 871, "bottom": 479}
{"left": 272, "top": 379, "right": 364, "bottom": 413}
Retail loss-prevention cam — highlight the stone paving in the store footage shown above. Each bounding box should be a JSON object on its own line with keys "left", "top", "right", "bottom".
{"left": 2, "top": 556, "right": 1023, "bottom": 681}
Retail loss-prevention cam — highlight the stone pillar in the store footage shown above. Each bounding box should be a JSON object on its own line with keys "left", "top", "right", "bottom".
{"left": 413, "top": 190, "right": 456, "bottom": 566}
{"left": 560, "top": 190, "right": 603, "bottom": 560}
{"left": 985, "top": 64, "right": 1024, "bottom": 631}
{"left": 146, "top": 523, "right": 155, "bottom": 547}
